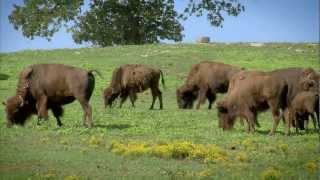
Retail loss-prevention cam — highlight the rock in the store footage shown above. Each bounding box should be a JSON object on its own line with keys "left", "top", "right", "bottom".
{"left": 197, "top": 37, "right": 210, "bottom": 43}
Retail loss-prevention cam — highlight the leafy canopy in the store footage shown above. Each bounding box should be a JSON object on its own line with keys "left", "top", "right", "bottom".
{"left": 9, "top": 0, "right": 244, "bottom": 46}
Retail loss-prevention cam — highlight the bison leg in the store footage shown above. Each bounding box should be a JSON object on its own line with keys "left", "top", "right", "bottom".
{"left": 36, "top": 95, "right": 49, "bottom": 124}
{"left": 196, "top": 87, "right": 208, "bottom": 110}
{"left": 207, "top": 92, "right": 216, "bottom": 109}
{"left": 150, "top": 87, "right": 163, "bottom": 110}
{"left": 129, "top": 92, "right": 137, "bottom": 107}
{"left": 244, "top": 119, "right": 251, "bottom": 133}
{"left": 309, "top": 113, "right": 317, "bottom": 132}
{"left": 244, "top": 110, "right": 256, "bottom": 133}
{"left": 158, "top": 90, "right": 163, "bottom": 110}
{"left": 149, "top": 90, "right": 156, "bottom": 110}
{"left": 269, "top": 109, "right": 281, "bottom": 135}
{"left": 52, "top": 106, "right": 63, "bottom": 127}
{"left": 119, "top": 93, "right": 129, "bottom": 108}
{"left": 78, "top": 100, "right": 93, "bottom": 128}
{"left": 294, "top": 113, "right": 300, "bottom": 134}
{"left": 283, "top": 108, "right": 291, "bottom": 136}
{"left": 316, "top": 109, "right": 320, "bottom": 130}
{"left": 309, "top": 113, "right": 317, "bottom": 131}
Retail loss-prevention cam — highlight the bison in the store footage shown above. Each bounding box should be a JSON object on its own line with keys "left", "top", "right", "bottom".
{"left": 217, "top": 67, "right": 318, "bottom": 135}
{"left": 217, "top": 70, "right": 287, "bottom": 134}
{"left": 103, "top": 64, "right": 165, "bottom": 109}
{"left": 289, "top": 91, "right": 319, "bottom": 133}
{"left": 3, "top": 64, "right": 97, "bottom": 128}
{"left": 176, "top": 61, "right": 243, "bottom": 109}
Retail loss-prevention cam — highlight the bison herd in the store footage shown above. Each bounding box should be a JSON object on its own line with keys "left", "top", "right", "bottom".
{"left": 3, "top": 62, "right": 319, "bottom": 136}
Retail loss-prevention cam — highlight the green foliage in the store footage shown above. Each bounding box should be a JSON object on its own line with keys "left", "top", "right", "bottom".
{"left": 180, "top": 0, "right": 244, "bottom": 27}
{"left": 0, "top": 43, "right": 319, "bottom": 179}
{"left": 8, "top": 0, "right": 244, "bottom": 45}
{"left": 9, "top": 0, "right": 83, "bottom": 40}
{"left": 71, "top": 0, "right": 183, "bottom": 46}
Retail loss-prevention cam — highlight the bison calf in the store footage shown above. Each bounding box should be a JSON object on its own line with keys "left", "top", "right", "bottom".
{"left": 290, "top": 91, "right": 319, "bottom": 133}
{"left": 103, "top": 64, "right": 165, "bottom": 109}
{"left": 3, "top": 64, "right": 96, "bottom": 128}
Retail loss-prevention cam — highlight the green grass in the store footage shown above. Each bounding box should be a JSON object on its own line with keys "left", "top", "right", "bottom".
{"left": 0, "top": 43, "right": 319, "bottom": 179}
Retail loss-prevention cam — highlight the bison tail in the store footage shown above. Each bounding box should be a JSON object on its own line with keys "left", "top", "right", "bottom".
{"left": 160, "top": 70, "right": 166, "bottom": 89}
{"left": 88, "top": 70, "right": 103, "bottom": 78}
{"left": 86, "top": 72, "right": 96, "bottom": 100}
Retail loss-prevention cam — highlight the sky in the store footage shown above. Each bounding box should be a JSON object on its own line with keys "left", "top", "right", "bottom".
{"left": 0, "top": 0, "right": 319, "bottom": 53}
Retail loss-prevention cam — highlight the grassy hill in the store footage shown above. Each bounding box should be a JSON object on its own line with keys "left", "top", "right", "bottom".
{"left": 0, "top": 43, "right": 319, "bottom": 179}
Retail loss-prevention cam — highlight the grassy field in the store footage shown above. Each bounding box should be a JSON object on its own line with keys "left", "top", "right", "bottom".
{"left": 0, "top": 43, "right": 319, "bottom": 180}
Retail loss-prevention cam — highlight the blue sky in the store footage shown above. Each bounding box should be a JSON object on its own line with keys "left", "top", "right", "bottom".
{"left": 0, "top": 0, "right": 319, "bottom": 53}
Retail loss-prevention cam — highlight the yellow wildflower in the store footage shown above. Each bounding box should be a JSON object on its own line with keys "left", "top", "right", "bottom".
{"left": 261, "top": 168, "right": 282, "bottom": 180}
{"left": 304, "top": 161, "right": 318, "bottom": 173}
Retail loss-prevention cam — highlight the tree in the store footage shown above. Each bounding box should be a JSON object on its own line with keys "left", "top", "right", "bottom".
{"left": 9, "top": 0, "right": 244, "bottom": 46}
{"left": 71, "top": 0, "right": 183, "bottom": 46}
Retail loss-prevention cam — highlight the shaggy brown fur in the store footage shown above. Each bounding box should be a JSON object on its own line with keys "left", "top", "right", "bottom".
{"left": 103, "top": 64, "right": 165, "bottom": 109}
{"left": 217, "top": 70, "right": 287, "bottom": 134}
{"left": 217, "top": 67, "right": 318, "bottom": 135}
{"left": 3, "top": 64, "right": 96, "bottom": 128}
{"left": 290, "top": 91, "right": 319, "bottom": 133}
{"left": 176, "top": 61, "right": 243, "bottom": 109}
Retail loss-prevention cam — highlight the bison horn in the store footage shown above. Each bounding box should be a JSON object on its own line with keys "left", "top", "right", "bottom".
{"left": 18, "top": 95, "right": 24, "bottom": 107}
{"left": 2, "top": 101, "right": 6, "bottom": 106}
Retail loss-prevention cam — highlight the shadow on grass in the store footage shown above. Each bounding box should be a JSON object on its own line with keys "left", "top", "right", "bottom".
{"left": 94, "top": 123, "right": 133, "bottom": 130}
{"left": 255, "top": 129, "right": 285, "bottom": 136}
{"left": 0, "top": 73, "right": 9, "bottom": 80}
{"left": 256, "top": 129, "right": 319, "bottom": 136}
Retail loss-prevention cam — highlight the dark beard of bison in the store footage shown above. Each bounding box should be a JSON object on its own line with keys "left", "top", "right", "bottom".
{"left": 176, "top": 89, "right": 198, "bottom": 109}
{"left": 216, "top": 103, "right": 237, "bottom": 130}
{"left": 218, "top": 111, "right": 237, "bottom": 130}
{"left": 4, "top": 95, "right": 36, "bottom": 127}
{"left": 177, "top": 95, "right": 195, "bottom": 109}
{"left": 103, "top": 87, "right": 120, "bottom": 108}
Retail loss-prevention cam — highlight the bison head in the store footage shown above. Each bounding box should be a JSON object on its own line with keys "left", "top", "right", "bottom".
{"left": 300, "top": 78, "right": 318, "bottom": 92}
{"left": 3, "top": 96, "right": 35, "bottom": 127}
{"left": 216, "top": 100, "right": 237, "bottom": 130}
{"left": 176, "top": 84, "right": 198, "bottom": 109}
{"left": 103, "top": 87, "right": 120, "bottom": 108}
{"left": 299, "top": 68, "right": 319, "bottom": 94}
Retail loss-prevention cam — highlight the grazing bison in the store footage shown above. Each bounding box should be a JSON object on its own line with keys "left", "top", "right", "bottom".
{"left": 217, "top": 68, "right": 318, "bottom": 135}
{"left": 217, "top": 70, "right": 288, "bottom": 134}
{"left": 103, "top": 64, "right": 165, "bottom": 109}
{"left": 3, "top": 64, "right": 96, "bottom": 128}
{"left": 176, "top": 61, "right": 243, "bottom": 109}
{"left": 271, "top": 68, "right": 318, "bottom": 108}
{"left": 290, "top": 91, "right": 319, "bottom": 133}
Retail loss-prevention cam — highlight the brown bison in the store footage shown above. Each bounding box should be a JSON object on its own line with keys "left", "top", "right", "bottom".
{"left": 3, "top": 64, "right": 97, "bottom": 128}
{"left": 176, "top": 61, "right": 243, "bottom": 109}
{"left": 103, "top": 64, "right": 165, "bottom": 109}
{"left": 290, "top": 91, "right": 319, "bottom": 133}
{"left": 217, "top": 70, "right": 287, "bottom": 134}
{"left": 217, "top": 67, "right": 318, "bottom": 135}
